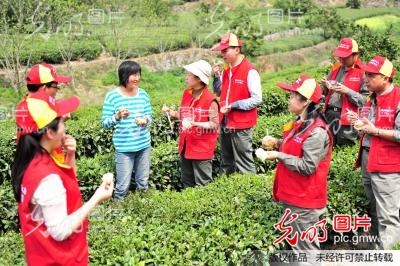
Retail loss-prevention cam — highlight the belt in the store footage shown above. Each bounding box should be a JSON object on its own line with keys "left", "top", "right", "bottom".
{"left": 327, "top": 106, "right": 341, "bottom": 112}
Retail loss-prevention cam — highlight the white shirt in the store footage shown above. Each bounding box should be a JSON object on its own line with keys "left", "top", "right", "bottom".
{"left": 217, "top": 68, "right": 262, "bottom": 110}
{"left": 31, "top": 174, "right": 73, "bottom": 241}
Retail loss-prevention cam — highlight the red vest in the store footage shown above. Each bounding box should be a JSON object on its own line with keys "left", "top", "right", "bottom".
{"left": 273, "top": 118, "right": 333, "bottom": 209}
{"left": 18, "top": 153, "right": 89, "bottom": 266}
{"left": 355, "top": 86, "right": 400, "bottom": 172}
{"left": 178, "top": 87, "right": 219, "bottom": 160}
{"left": 220, "top": 57, "right": 258, "bottom": 129}
{"left": 324, "top": 61, "right": 364, "bottom": 126}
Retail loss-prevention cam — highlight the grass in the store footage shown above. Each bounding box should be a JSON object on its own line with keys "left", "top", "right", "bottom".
{"left": 0, "top": 87, "right": 23, "bottom": 110}
{"left": 356, "top": 15, "right": 400, "bottom": 31}
{"left": 336, "top": 7, "right": 400, "bottom": 20}
{"left": 101, "top": 68, "right": 185, "bottom": 106}
{"left": 258, "top": 34, "right": 325, "bottom": 55}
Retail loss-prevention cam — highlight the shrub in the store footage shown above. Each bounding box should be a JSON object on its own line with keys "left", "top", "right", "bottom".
{"left": 150, "top": 111, "right": 180, "bottom": 147}
{"left": 17, "top": 37, "right": 102, "bottom": 65}
{"left": 0, "top": 120, "right": 17, "bottom": 183}
{"left": 150, "top": 140, "right": 182, "bottom": 190}
{"left": 65, "top": 116, "right": 114, "bottom": 158}
{"left": 354, "top": 25, "right": 399, "bottom": 62}
{"left": 0, "top": 181, "right": 19, "bottom": 232}
{"left": 273, "top": 0, "right": 315, "bottom": 15}
{"left": 253, "top": 114, "right": 293, "bottom": 173}
{"left": 258, "top": 86, "right": 289, "bottom": 116}
{"left": 346, "top": 0, "right": 361, "bottom": 9}
{"left": 76, "top": 153, "right": 115, "bottom": 201}
{"left": 326, "top": 144, "right": 366, "bottom": 233}
{"left": 0, "top": 231, "right": 25, "bottom": 264}
{"left": 0, "top": 165, "right": 368, "bottom": 264}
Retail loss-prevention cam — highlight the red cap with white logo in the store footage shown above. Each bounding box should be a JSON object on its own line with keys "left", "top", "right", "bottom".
{"left": 277, "top": 75, "right": 322, "bottom": 104}
{"left": 361, "top": 56, "right": 395, "bottom": 78}
{"left": 332, "top": 38, "right": 359, "bottom": 58}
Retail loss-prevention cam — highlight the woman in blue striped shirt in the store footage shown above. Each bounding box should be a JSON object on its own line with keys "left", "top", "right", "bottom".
{"left": 101, "top": 61, "right": 152, "bottom": 199}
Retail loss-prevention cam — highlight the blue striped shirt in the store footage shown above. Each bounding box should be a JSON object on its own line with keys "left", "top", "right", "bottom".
{"left": 101, "top": 87, "right": 152, "bottom": 152}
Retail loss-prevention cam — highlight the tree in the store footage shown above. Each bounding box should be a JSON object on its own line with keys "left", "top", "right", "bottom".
{"left": 354, "top": 25, "right": 399, "bottom": 62}
{"left": 0, "top": 0, "right": 35, "bottom": 90}
{"left": 346, "top": 0, "right": 361, "bottom": 9}
{"left": 304, "top": 6, "right": 353, "bottom": 40}
{"left": 273, "top": 0, "right": 315, "bottom": 15}
{"left": 0, "top": 0, "right": 88, "bottom": 90}
{"left": 228, "top": 5, "right": 263, "bottom": 57}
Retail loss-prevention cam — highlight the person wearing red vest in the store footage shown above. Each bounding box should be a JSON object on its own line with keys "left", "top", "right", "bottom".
{"left": 12, "top": 89, "right": 114, "bottom": 265}
{"left": 211, "top": 32, "right": 262, "bottom": 174}
{"left": 321, "top": 38, "right": 369, "bottom": 145}
{"left": 16, "top": 64, "right": 73, "bottom": 163}
{"left": 256, "top": 75, "right": 333, "bottom": 253}
{"left": 347, "top": 56, "right": 400, "bottom": 249}
{"left": 163, "top": 60, "right": 219, "bottom": 188}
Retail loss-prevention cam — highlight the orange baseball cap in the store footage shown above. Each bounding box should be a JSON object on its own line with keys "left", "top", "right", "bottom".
{"left": 360, "top": 56, "right": 395, "bottom": 78}
{"left": 16, "top": 89, "right": 80, "bottom": 135}
{"left": 27, "top": 64, "right": 71, "bottom": 85}
{"left": 211, "top": 32, "right": 242, "bottom": 51}
{"left": 332, "top": 38, "right": 359, "bottom": 58}
{"left": 277, "top": 75, "right": 322, "bottom": 104}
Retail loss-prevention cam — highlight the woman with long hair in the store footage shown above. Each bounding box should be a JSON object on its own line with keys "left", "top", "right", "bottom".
{"left": 13, "top": 90, "right": 113, "bottom": 265}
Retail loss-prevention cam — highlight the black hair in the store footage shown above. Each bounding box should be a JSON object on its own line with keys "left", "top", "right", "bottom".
{"left": 26, "top": 82, "right": 54, "bottom": 93}
{"left": 388, "top": 77, "right": 393, "bottom": 83}
{"left": 118, "top": 61, "right": 141, "bottom": 87}
{"left": 228, "top": 46, "right": 241, "bottom": 54}
{"left": 191, "top": 74, "right": 207, "bottom": 88}
{"left": 11, "top": 118, "right": 61, "bottom": 202}
{"left": 293, "top": 92, "right": 329, "bottom": 133}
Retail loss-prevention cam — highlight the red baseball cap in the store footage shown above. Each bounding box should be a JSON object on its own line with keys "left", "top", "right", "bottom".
{"left": 332, "top": 38, "right": 359, "bottom": 58}
{"left": 16, "top": 88, "right": 80, "bottom": 135}
{"left": 27, "top": 64, "right": 71, "bottom": 85}
{"left": 360, "top": 56, "right": 395, "bottom": 78}
{"left": 211, "top": 32, "right": 242, "bottom": 51}
{"left": 277, "top": 75, "right": 322, "bottom": 104}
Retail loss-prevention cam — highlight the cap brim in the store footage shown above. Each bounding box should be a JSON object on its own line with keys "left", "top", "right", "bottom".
{"left": 360, "top": 63, "right": 380, "bottom": 74}
{"left": 211, "top": 43, "right": 230, "bottom": 51}
{"left": 277, "top": 82, "right": 296, "bottom": 91}
{"left": 332, "top": 49, "right": 352, "bottom": 58}
{"left": 54, "top": 76, "right": 71, "bottom": 84}
{"left": 56, "top": 96, "right": 80, "bottom": 117}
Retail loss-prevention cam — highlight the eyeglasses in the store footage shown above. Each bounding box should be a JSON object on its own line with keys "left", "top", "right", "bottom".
{"left": 48, "top": 84, "right": 60, "bottom": 90}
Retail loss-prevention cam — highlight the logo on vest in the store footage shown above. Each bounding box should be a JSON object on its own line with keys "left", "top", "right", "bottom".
{"left": 348, "top": 77, "right": 360, "bottom": 82}
{"left": 21, "top": 185, "right": 27, "bottom": 203}
{"left": 293, "top": 136, "right": 303, "bottom": 143}
{"left": 234, "top": 79, "right": 244, "bottom": 85}
{"left": 379, "top": 108, "right": 395, "bottom": 120}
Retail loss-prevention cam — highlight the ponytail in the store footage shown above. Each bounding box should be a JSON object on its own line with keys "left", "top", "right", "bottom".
{"left": 11, "top": 118, "right": 61, "bottom": 202}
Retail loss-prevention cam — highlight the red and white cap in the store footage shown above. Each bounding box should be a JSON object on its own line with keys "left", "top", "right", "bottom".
{"left": 277, "top": 75, "right": 322, "bottom": 104}
{"left": 211, "top": 32, "right": 242, "bottom": 51}
{"left": 27, "top": 63, "right": 71, "bottom": 85}
{"left": 360, "top": 56, "right": 395, "bottom": 78}
{"left": 332, "top": 38, "right": 359, "bottom": 58}
{"left": 16, "top": 88, "right": 80, "bottom": 135}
